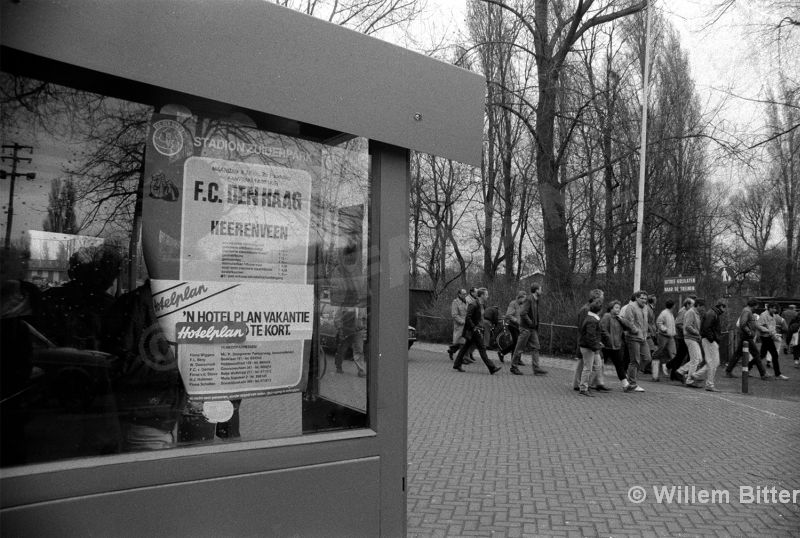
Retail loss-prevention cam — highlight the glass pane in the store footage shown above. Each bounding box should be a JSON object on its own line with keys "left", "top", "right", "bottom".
{"left": 0, "top": 72, "right": 370, "bottom": 467}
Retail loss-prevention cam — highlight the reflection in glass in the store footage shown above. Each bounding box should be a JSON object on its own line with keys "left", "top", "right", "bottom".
{"left": 0, "top": 72, "right": 370, "bottom": 466}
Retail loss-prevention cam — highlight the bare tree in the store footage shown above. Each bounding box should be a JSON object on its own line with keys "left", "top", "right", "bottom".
{"left": 409, "top": 152, "right": 480, "bottom": 294}
{"left": 272, "top": 0, "right": 422, "bottom": 36}
{"left": 467, "top": 0, "right": 534, "bottom": 282}
{"left": 480, "top": 0, "right": 647, "bottom": 296}
{"left": 765, "top": 78, "right": 800, "bottom": 293}
{"left": 734, "top": 183, "right": 777, "bottom": 259}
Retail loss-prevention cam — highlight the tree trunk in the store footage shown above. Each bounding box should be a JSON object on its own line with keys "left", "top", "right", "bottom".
{"left": 536, "top": 52, "right": 572, "bottom": 295}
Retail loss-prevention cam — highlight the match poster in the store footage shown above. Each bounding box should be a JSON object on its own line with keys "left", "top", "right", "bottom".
{"left": 141, "top": 112, "right": 317, "bottom": 399}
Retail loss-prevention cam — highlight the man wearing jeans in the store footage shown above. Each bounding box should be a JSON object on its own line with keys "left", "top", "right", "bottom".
{"left": 510, "top": 284, "right": 548, "bottom": 376}
{"left": 573, "top": 289, "right": 605, "bottom": 389}
{"left": 757, "top": 303, "right": 789, "bottom": 380}
{"left": 622, "top": 290, "right": 649, "bottom": 393}
{"left": 684, "top": 299, "right": 706, "bottom": 386}
{"left": 697, "top": 299, "right": 726, "bottom": 392}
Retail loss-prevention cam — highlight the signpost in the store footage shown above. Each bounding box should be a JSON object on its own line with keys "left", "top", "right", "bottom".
{"left": 664, "top": 275, "right": 696, "bottom": 310}
{"left": 663, "top": 275, "right": 696, "bottom": 294}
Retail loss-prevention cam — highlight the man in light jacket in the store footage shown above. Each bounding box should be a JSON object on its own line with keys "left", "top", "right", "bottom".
{"left": 448, "top": 288, "right": 469, "bottom": 360}
{"left": 683, "top": 298, "right": 705, "bottom": 386}
{"left": 757, "top": 303, "right": 788, "bottom": 380}
{"left": 652, "top": 299, "right": 676, "bottom": 382}
{"left": 621, "top": 290, "right": 649, "bottom": 392}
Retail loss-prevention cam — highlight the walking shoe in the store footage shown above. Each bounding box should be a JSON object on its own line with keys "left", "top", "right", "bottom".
{"left": 453, "top": 365, "right": 465, "bottom": 372}
{"left": 761, "top": 375, "right": 772, "bottom": 381}
{"left": 662, "top": 364, "right": 670, "bottom": 377}
{"left": 623, "top": 385, "right": 636, "bottom": 393}
{"left": 573, "top": 386, "right": 580, "bottom": 391}
{"left": 448, "top": 349, "right": 454, "bottom": 361}
{"left": 578, "top": 390, "right": 594, "bottom": 397}
{"left": 489, "top": 365, "right": 502, "bottom": 375}
{"left": 594, "top": 385, "right": 611, "bottom": 392}
{"left": 533, "top": 368, "right": 548, "bottom": 376}
{"left": 705, "top": 387, "right": 721, "bottom": 392}
{"left": 510, "top": 366, "right": 524, "bottom": 376}
{"left": 633, "top": 385, "right": 645, "bottom": 392}
{"left": 777, "top": 374, "right": 789, "bottom": 380}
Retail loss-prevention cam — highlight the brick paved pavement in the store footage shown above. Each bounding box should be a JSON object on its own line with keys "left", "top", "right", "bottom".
{"left": 407, "top": 343, "right": 800, "bottom": 537}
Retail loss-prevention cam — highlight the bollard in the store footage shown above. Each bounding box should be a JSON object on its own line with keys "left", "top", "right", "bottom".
{"left": 741, "top": 341, "right": 749, "bottom": 394}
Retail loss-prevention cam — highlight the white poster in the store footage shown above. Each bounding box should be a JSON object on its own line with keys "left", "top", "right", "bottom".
{"left": 180, "top": 157, "right": 312, "bottom": 283}
{"left": 151, "top": 280, "right": 313, "bottom": 398}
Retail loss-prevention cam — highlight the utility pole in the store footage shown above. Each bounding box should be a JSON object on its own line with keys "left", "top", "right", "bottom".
{"left": 633, "top": 0, "right": 654, "bottom": 292}
{"left": 1, "top": 143, "right": 36, "bottom": 251}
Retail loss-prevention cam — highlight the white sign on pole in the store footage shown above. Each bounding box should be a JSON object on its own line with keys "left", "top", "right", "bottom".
{"left": 663, "top": 275, "right": 696, "bottom": 293}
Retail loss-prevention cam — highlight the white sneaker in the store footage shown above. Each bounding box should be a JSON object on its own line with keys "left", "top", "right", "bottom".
{"left": 662, "top": 364, "right": 670, "bottom": 377}
{"left": 777, "top": 374, "right": 789, "bottom": 380}
{"left": 633, "top": 385, "right": 645, "bottom": 392}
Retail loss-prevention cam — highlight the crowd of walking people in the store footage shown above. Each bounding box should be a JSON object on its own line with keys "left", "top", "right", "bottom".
{"left": 446, "top": 283, "right": 796, "bottom": 395}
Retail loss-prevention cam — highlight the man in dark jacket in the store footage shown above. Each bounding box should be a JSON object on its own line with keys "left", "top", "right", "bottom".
{"left": 725, "top": 299, "right": 768, "bottom": 379}
{"left": 693, "top": 299, "right": 727, "bottom": 391}
{"left": 577, "top": 301, "right": 605, "bottom": 396}
{"left": 572, "top": 288, "right": 604, "bottom": 389}
{"left": 453, "top": 288, "right": 502, "bottom": 375}
{"left": 509, "top": 284, "right": 548, "bottom": 376}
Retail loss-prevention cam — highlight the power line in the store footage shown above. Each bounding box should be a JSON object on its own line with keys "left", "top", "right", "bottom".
{"left": 1, "top": 143, "right": 36, "bottom": 250}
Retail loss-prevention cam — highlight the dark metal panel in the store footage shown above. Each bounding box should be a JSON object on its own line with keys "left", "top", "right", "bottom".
{"left": 0, "top": 431, "right": 378, "bottom": 508}
{"left": 1, "top": 457, "right": 381, "bottom": 537}
{"left": 0, "top": 0, "right": 485, "bottom": 166}
{"left": 370, "top": 142, "right": 410, "bottom": 536}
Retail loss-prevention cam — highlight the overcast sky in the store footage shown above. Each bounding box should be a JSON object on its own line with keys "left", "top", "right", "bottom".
{"left": 399, "top": 0, "right": 797, "bottom": 185}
